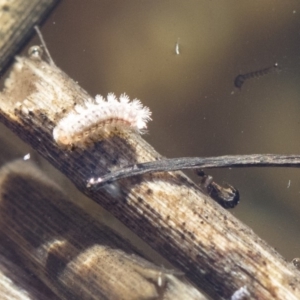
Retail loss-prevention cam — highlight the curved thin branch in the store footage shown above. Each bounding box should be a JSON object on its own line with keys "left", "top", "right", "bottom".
{"left": 89, "top": 154, "right": 300, "bottom": 188}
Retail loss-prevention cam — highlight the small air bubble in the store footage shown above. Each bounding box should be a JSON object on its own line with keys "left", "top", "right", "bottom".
{"left": 23, "top": 153, "right": 30, "bottom": 161}
{"left": 28, "top": 45, "right": 43, "bottom": 60}
{"left": 292, "top": 258, "right": 300, "bottom": 269}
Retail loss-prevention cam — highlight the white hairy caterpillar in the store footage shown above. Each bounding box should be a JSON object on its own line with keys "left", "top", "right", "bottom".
{"left": 53, "top": 93, "right": 152, "bottom": 146}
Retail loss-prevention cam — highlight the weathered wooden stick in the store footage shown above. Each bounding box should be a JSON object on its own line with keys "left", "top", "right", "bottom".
{"left": 0, "top": 50, "right": 299, "bottom": 299}
{"left": 0, "top": 160, "right": 205, "bottom": 300}
{"left": 0, "top": 0, "right": 60, "bottom": 74}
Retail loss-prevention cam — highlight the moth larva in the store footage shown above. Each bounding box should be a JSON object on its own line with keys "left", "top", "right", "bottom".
{"left": 234, "top": 63, "right": 279, "bottom": 88}
{"left": 53, "top": 93, "right": 152, "bottom": 146}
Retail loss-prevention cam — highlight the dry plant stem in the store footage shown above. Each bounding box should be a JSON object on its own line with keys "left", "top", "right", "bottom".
{"left": 0, "top": 0, "right": 60, "bottom": 74}
{"left": 0, "top": 160, "right": 205, "bottom": 300}
{"left": 0, "top": 250, "right": 56, "bottom": 300}
{"left": 0, "top": 56, "right": 300, "bottom": 300}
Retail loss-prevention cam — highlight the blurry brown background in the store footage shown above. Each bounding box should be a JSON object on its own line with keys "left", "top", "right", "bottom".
{"left": 1, "top": 1, "right": 300, "bottom": 261}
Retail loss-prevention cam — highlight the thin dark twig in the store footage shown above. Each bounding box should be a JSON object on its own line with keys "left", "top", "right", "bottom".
{"left": 89, "top": 154, "right": 300, "bottom": 189}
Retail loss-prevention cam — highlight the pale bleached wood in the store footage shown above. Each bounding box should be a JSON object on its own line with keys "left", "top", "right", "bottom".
{"left": 0, "top": 160, "right": 206, "bottom": 300}
{"left": 0, "top": 52, "right": 299, "bottom": 299}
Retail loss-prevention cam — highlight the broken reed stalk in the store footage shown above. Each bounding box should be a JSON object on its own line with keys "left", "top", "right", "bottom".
{"left": 0, "top": 51, "right": 299, "bottom": 299}
{"left": 0, "top": 160, "right": 204, "bottom": 300}
{"left": 0, "top": 0, "right": 60, "bottom": 74}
